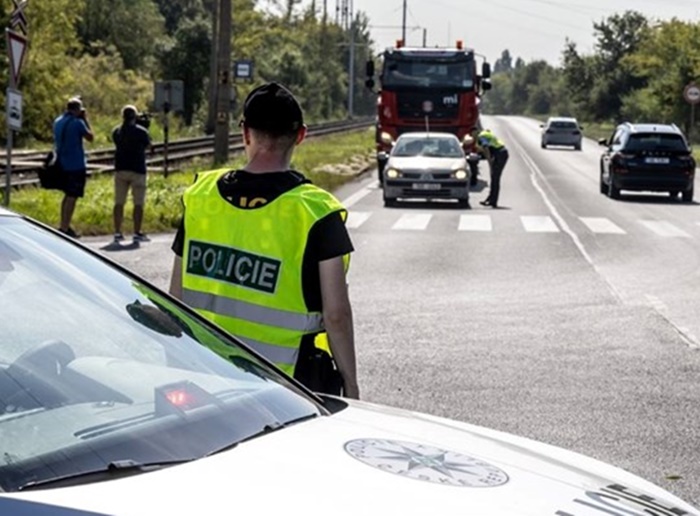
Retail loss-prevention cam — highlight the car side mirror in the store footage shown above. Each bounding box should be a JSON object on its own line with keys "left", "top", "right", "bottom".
{"left": 482, "top": 62, "right": 491, "bottom": 79}
{"left": 365, "top": 78, "right": 375, "bottom": 90}
{"left": 539, "top": 124, "right": 544, "bottom": 128}
{"left": 598, "top": 138, "right": 608, "bottom": 146}
{"left": 481, "top": 80, "right": 492, "bottom": 91}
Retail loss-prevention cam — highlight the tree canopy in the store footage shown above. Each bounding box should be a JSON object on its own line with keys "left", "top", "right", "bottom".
{"left": 0, "top": 0, "right": 375, "bottom": 144}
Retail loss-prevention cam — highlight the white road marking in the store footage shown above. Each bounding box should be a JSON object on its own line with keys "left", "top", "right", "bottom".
{"left": 639, "top": 220, "right": 691, "bottom": 238}
{"left": 346, "top": 211, "right": 372, "bottom": 229}
{"left": 646, "top": 295, "right": 700, "bottom": 349}
{"left": 392, "top": 213, "right": 432, "bottom": 230}
{"left": 506, "top": 133, "right": 623, "bottom": 303}
{"left": 520, "top": 215, "right": 559, "bottom": 233}
{"left": 458, "top": 214, "right": 492, "bottom": 232}
{"left": 579, "top": 217, "right": 626, "bottom": 234}
{"left": 340, "top": 185, "right": 373, "bottom": 209}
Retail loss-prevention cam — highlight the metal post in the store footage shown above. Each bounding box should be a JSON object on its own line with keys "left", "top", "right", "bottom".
{"left": 402, "top": 0, "right": 407, "bottom": 43}
{"left": 423, "top": 28, "right": 427, "bottom": 47}
{"left": 348, "top": 10, "right": 355, "bottom": 118}
{"left": 692, "top": 104, "right": 696, "bottom": 143}
{"left": 163, "top": 103, "right": 170, "bottom": 177}
{"left": 4, "top": 110, "right": 12, "bottom": 207}
{"left": 214, "top": 0, "right": 232, "bottom": 165}
{"left": 206, "top": 0, "right": 219, "bottom": 135}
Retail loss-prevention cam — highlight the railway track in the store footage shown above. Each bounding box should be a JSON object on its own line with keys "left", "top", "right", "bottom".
{"left": 2, "top": 118, "right": 373, "bottom": 189}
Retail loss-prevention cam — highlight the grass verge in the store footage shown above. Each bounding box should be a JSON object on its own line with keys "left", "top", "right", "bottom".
{"left": 6, "top": 128, "right": 375, "bottom": 236}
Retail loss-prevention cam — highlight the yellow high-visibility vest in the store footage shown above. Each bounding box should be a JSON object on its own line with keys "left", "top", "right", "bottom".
{"left": 181, "top": 169, "right": 348, "bottom": 376}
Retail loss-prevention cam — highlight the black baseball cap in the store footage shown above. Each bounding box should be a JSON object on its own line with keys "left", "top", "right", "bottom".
{"left": 241, "top": 82, "right": 304, "bottom": 134}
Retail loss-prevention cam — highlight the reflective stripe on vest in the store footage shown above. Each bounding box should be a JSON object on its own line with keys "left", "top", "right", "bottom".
{"left": 182, "top": 288, "right": 324, "bottom": 332}
{"left": 181, "top": 169, "right": 347, "bottom": 376}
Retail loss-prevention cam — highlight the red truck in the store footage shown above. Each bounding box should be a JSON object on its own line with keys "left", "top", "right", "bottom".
{"left": 365, "top": 40, "right": 491, "bottom": 185}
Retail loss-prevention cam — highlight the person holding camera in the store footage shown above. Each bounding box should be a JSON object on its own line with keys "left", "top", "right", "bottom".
{"left": 111, "top": 104, "right": 152, "bottom": 242}
{"left": 53, "top": 97, "right": 94, "bottom": 238}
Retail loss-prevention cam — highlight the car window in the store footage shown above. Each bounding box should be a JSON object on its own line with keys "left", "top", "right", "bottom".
{"left": 393, "top": 138, "right": 425, "bottom": 156}
{"left": 550, "top": 121, "right": 578, "bottom": 129}
{"left": 626, "top": 133, "right": 688, "bottom": 152}
{"left": 0, "top": 216, "right": 324, "bottom": 492}
{"left": 393, "top": 137, "right": 463, "bottom": 158}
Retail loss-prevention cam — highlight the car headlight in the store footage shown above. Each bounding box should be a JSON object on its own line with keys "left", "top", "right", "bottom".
{"left": 453, "top": 169, "right": 468, "bottom": 180}
{"left": 386, "top": 168, "right": 401, "bottom": 178}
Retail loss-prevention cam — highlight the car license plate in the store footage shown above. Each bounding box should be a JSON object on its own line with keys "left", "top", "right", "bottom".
{"left": 412, "top": 183, "right": 441, "bottom": 190}
{"left": 645, "top": 157, "right": 670, "bottom": 164}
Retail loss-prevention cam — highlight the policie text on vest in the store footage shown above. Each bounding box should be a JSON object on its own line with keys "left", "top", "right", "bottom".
{"left": 187, "top": 240, "right": 281, "bottom": 294}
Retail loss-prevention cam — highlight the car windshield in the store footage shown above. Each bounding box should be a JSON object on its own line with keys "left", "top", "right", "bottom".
{"left": 0, "top": 215, "right": 323, "bottom": 493}
{"left": 392, "top": 137, "right": 464, "bottom": 158}
{"left": 626, "top": 133, "right": 688, "bottom": 152}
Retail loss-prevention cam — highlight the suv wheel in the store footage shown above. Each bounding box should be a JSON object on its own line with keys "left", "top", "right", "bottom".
{"left": 608, "top": 174, "right": 621, "bottom": 199}
{"left": 682, "top": 187, "right": 694, "bottom": 203}
{"left": 599, "top": 173, "right": 609, "bottom": 195}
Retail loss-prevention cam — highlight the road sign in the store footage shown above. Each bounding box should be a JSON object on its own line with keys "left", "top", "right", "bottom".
{"left": 233, "top": 59, "right": 253, "bottom": 81}
{"left": 683, "top": 83, "right": 700, "bottom": 105}
{"left": 10, "top": 0, "right": 28, "bottom": 35}
{"left": 6, "top": 88, "right": 22, "bottom": 131}
{"left": 154, "top": 80, "right": 184, "bottom": 113}
{"left": 6, "top": 29, "right": 27, "bottom": 87}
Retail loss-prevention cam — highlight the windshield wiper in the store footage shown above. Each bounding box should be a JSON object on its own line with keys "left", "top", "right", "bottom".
{"left": 18, "top": 458, "right": 195, "bottom": 491}
{"left": 206, "top": 412, "right": 320, "bottom": 457}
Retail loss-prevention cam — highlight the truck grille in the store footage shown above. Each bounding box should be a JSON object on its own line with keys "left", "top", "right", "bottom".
{"left": 396, "top": 92, "right": 460, "bottom": 120}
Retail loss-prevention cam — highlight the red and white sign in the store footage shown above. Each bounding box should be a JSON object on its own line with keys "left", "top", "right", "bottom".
{"left": 683, "top": 83, "right": 700, "bottom": 105}
{"left": 6, "top": 29, "right": 27, "bottom": 87}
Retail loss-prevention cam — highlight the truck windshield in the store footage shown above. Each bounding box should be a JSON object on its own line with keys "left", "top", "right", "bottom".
{"left": 382, "top": 57, "right": 474, "bottom": 90}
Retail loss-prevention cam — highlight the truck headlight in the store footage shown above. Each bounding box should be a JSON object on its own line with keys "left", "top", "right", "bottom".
{"left": 453, "top": 169, "right": 468, "bottom": 180}
{"left": 386, "top": 168, "right": 401, "bottom": 178}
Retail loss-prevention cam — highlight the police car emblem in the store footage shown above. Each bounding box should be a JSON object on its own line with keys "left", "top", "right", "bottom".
{"left": 344, "top": 439, "right": 509, "bottom": 487}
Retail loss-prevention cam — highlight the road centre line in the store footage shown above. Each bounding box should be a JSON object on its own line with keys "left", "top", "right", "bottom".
{"left": 507, "top": 134, "right": 624, "bottom": 304}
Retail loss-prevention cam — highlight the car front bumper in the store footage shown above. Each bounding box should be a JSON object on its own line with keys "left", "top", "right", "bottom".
{"left": 384, "top": 179, "right": 470, "bottom": 200}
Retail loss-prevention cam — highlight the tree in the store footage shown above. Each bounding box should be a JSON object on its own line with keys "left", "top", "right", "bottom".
{"left": 77, "top": 0, "right": 168, "bottom": 70}
{"left": 493, "top": 50, "right": 513, "bottom": 74}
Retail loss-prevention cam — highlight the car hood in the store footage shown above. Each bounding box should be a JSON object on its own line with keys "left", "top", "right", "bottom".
{"left": 388, "top": 156, "right": 466, "bottom": 171}
{"left": 3, "top": 399, "right": 697, "bottom": 515}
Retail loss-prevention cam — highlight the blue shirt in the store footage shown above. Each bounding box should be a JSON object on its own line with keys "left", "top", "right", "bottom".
{"left": 53, "top": 113, "right": 90, "bottom": 172}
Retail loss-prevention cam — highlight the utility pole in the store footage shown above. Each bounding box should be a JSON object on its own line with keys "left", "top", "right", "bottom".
{"left": 348, "top": 9, "right": 355, "bottom": 118}
{"left": 206, "top": 0, "right": 219, "bottom": 135}
{"left": 422, "top": 28, "right": 427, "bottom": 47}
{"left": 214, "top": 0, "right": 232, "bottom": 164}
{"left": 402, "top": 0, "right": 407, "bottom": 43}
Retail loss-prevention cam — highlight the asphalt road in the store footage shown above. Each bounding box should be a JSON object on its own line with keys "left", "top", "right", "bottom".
{"left": 84, "top": 115, "right": 700, "bottom": 506}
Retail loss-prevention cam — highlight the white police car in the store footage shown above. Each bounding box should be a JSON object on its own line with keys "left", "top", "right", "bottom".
{"left": 0, "top": 207, "right": 697, "bottom": 515}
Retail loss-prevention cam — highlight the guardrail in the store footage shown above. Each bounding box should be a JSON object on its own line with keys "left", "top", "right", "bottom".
{"left": 2, "top": 118, "right": 374, "bottom": 189}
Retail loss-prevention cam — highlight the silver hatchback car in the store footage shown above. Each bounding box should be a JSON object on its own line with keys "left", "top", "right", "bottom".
{"left": 541, "top": 117, "right": 583, "bottom": 150}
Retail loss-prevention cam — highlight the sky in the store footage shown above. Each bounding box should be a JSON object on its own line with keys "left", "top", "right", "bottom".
{"left": 315, "top": 0, "right": 700, "bottom": 66}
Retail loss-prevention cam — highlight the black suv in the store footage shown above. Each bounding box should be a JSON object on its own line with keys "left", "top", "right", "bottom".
{"left": 599, "top": 123, "right": 695, "bottom": 202}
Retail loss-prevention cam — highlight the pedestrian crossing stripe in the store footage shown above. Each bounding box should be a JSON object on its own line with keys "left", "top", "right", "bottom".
{"left": 345, "top": 212, "right": 695, "bottom": 238}
{"left": 579, "top": 217, "right": 626, "bottom": 234}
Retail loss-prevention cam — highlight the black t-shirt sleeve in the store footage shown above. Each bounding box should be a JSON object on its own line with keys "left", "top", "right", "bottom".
{"left": 301, "top": 210, "right": 354, "bottom": 311}
{"left": 308, "top": 210, "right": 354, "bottom": 261}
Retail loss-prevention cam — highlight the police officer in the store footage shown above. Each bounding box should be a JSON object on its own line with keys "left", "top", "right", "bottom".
{"left": 168, "top": 82, "right": 359, "bottom": 399}
{"left": 474, "top": 128, "right": 509, "bottom": 208}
